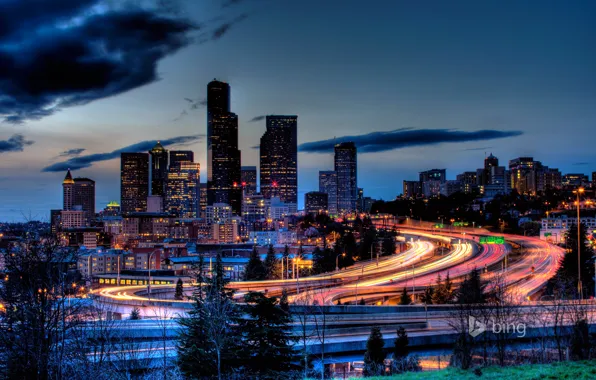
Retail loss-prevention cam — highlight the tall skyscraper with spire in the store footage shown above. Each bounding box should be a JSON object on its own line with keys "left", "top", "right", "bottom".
{"left": 206, "top": 79, "right": 241, "bottom": 214}
{"left": 62, "top": 169, "right": 96, "bottom": 225}
{"left": 149, "top": 141, "right": 168, "bottom": 196}
{"left": 121, "top": 153, "right": 149, "bottom": 213}
{"left": 335, "top": 142, "right": 358, "bottom": 214}
{"left": 260, "top": 115, "right": 298, "bottom": 205}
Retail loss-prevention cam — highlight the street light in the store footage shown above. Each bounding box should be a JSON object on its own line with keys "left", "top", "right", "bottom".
{"left": 147, "top": 249, "right": 158, "bottom": 297}
{"left": 336, "top": 252, "right": 346, "bottom": 271}
{"left": 573, "top": 187, "right": 585, "bottom": 299}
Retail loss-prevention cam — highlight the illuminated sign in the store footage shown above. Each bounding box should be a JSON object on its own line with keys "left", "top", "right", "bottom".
{"left": 479, "top": 236, "right": 505, "bottom": 244}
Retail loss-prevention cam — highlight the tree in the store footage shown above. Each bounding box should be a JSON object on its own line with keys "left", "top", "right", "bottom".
{"left": 313, "top": 247, "right": 335, "bottom": 274}
{"left": 264, "top": 244, "right": 279, "bottom": 280}
{"left": 555, "top": 222, "right": 595, "bottom": 298}
{"left": 174, "top": 278, "right": 184, "bottom": 300}
{"left": 421, "top": 286, "right": 434, "bottom": 305}
{"left": 393, "top": 327, "right": 409, "bottom": 359}
{"left": 237, "top": 292, "right": 297, "bottom": 379}
{"left": 432, "top": 273, "right": 454, "bottom": 304}
{"left": 280, "top": 288, "right": 289, "bottom": 313}
{"left": 399, "top": 287, "right": 412, "bottom": 305}
{"left": 382, "top": 236, "right": 396, "bottom": 256}
{"left": 178, "top": 253, "right": 238, "bottom": 379}
{"left": 457, "top": 268, "right": 486, "bottom": 304}
{"left": 244, "top": 246, "right": 265, "bottom": 281}
{"left": 0, "top": 239, "right": 84, "bottom": 380}
{"left": 363, "top": 326, "right": 385, "bottom": 376}
{"left": 130, "top": 307, "right": 141, "bottom": 320}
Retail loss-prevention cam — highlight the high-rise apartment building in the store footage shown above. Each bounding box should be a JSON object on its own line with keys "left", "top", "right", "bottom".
{"left": 319, "top": 171, "right": 338, "bottom": 215}
{"left": 149, "top": 142, "right": 168, "bottom": 196}
{"left": 259, "top": 115, "right": 298, "bottom": 204}
{"left": 165, "top": 162, "right": 200, "bottom": 218}
{"left": 121, "top": 153, "right": 149, "bottom": 213}
{"left": 241, "top": 166, "right": 257, "bottom": 195}
{"left": 206, "top": 79, "right": 241, "bottom": 214}
{"left": 334, "top": 142, "right": 357, "bottom": 214}
{"left": 419, "top": 169, "right": 446, "bottom": 197}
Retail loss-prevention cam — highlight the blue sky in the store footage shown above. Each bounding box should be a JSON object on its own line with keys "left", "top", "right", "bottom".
{"left": 1, "top": 0, "right": 595, "bottom": 221}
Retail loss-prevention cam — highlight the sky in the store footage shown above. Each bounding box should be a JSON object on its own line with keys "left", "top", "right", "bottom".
{"left": 1, "top": 0, "right": 595, "bottom": 221}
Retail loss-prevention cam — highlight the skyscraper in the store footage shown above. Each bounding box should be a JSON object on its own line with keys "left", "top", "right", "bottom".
{"left": 319, "top": 170, "right": 338, "bottom": 215}
{"left": 419, "top": 169, "right": 446, "bottom": 197}
{"left": 207, "top": 79, "right": 241, "bottom": 214}
{"left": 334, "top": 142, "right": 357, "bottom": 214}
{"left": 165, "top": 162, "right": 200, "bottom": 218}
{"left": 149, "top": 141, "right": 168, "bottom": 196}
{"left": 169, "top": 150, "right": 194, "bottom": 168}
{"left": 241, "top": 166, "right": 257, "bottom": 195}
{"left": 62, "top": 169, "right": 95, "bottom": 225}
{"left": 121, "top": 153, "right": 149, "bottom": 213}
{"left": 259, "top": 115, "right": 298, "bottom": 204}
{"left": 305, "top": 191, "right": 328, "bottom": 215}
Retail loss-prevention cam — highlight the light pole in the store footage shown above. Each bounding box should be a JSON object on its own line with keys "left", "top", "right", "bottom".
{"left": 574, "top": 187, "right": 585, "bottom": 299}
{"left": 147, "top": 250, "right": 158, "bottom": 297}
{"left": 336, "top": 253, "right": 345, "bottom": 271}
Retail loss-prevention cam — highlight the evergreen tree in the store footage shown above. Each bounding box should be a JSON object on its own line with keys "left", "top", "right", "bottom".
{"left": 174, "top": 278, "right": 184, "bottom": 300}
{"left": 178, "top": 253, "right": 238, "bottom": 379}
{"left": 237, "top": 292, "right": 296, "bottom": 379}
{"left": 359, "top": 298, "right": 366, "bottom": 305}
{"left": 264, "top": 244, "right": 279, "bottom": 279}
{"left": 399, "top": 287, "right": 412, "bottom": 305}
{"left": 130, "top": 307, "right": 141, "bottom": 320}
{"left": 363, "top": 326, "right": 385, "bottom": 376}
{"left": 313, "top": 247, "right": 335, "bottom": 274}
{"left": 421, "top": 286, "right": 434, "bottom": 305}
{"left": 244, "top": 246, "right": 265, "bottom": 281}
{"left": 393, "top": 327, "right": 409, "bottom": 359}
{"left": 457, "top": 268, "right": 486, "bottom": 304}
{"left": 382, "top": 236, "right": 396, "bottom": 256}
{"left": 555, "top": 222, "right": 595, "bottom": 298}
{"left": 444, "top": 272, "right": 453, "bottom": 301}
{"left": 433, "top": 272, "right": 454, "bottom": 304}
{"left": 280, "top": 288, "right": 289, "bottom": 313}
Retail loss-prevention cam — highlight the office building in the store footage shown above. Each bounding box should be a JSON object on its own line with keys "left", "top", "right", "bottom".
{"left": 169, "top": 150, "right": 194, "bottom": 168}
{"left": 241, "top": 166, "right": 257, "bottom": 195}
{"left": 149, "top": 141, "right": 168, "bottom": 196}
{"left": 319, "top": 171, "right": 338, "bottom": 215}
{"left": 121, "top": 153, "right": 149, "bottom": 213}
{"left": 165, "top": 162, "right": 200, "bottom": 218}
{"left": 205, "top": 203, "right": 233, "bottom": 224}
{"left": 242, "top": 193, "right": 267, "bottom": 223}
{"left": 147, "top": 195, "right": 164, "bottom": 213}
{"left": 305, "top": 191, "right": 328, "bottom": 215}
{"left": 456, "top": 172, "right": 478, "bottom": 194}
{"left": 259, "top": 115, "right": 298, "bottom": 204}
{"left": 63, "top": 170, "right": 96, "bottom": 225}
{"left": 334, "top": 142, "right": 358, "bottom": 214}
{"left": 207, "top": 79, "right": 241, "bottom": 214}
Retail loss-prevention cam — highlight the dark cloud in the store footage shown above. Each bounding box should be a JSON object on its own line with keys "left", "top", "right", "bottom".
{"left": 190, "top": 98, "right": 208, "bottom": 110}
{"left": 222, "top": 0, "right": 245, "bottom": 8}
{"left": 58, "top": 148, "right": 86, "bottom": 157}
{"left": 212, "top": 13, "right": 248, "bottom": 40}
{"left": 251, "top": 145, "right": 260, "bottom": 150}
{"left": 299, "top": 129, "right": 524, "bottom": 153}
{"left": 248, "top": 115, "right": 266, "bottom": 122}
{"left": 42, "top": 134, "right": 204, "bottom": 172}
{"left": 572, "top": 162, "right": 589, "bottom": 166}
{"left": 0, "top": 134, "right": 34, "bottom": 153}
{"left": 0, "top": 0, "right": 197, "bottom": 124}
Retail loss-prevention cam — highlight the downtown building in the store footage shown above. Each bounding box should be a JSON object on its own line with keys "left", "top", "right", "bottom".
{"left": 335, "top": 142, "right": 358, "bottom": 215}
{"left": 259, "top": 115, "right": 298, "bottom": 205}
{"left": 319, "top": 171, "right": 338, "bottom": 215}
{"left": 121, "top": 153, "right": 149, "bottom": 213}
{"left": 149, "top": 141, "right": 168, "bottom": 197}
{"left": 509, "top": 157, "right": 561, "bottom": 195}
{"left": 304, "top": 191, "right": 328, "bottom": 215}
{"left": 62, "top": 169, "right": 96, "bottom": 225}
{"left": 165, "top": 162, "right": 201, "bottom": 218}
{"left": 206, "top": 79, "right": 242, "bottom": 215}
{"left": 419, "top": 169, "right": 446, "bottom": 197}
{"left": 241, "top": 166, "right": 257, "bottom": 195}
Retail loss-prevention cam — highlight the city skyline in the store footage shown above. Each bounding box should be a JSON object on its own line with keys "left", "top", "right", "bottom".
{"left": 1, "top": 0, "right": 596, "bottom": 221}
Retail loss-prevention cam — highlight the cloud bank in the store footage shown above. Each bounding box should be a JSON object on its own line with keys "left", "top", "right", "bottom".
{"left": 42, "top": 134, "right": 204, "bottom": 172}
{"left": 299, "top": 129, "right": 523, "bottom": 153}
{"left": 0, "top": 134, "right": 34, "bottom": 153}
